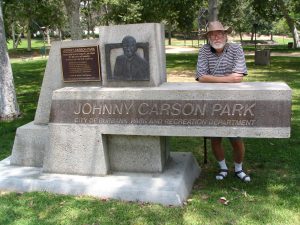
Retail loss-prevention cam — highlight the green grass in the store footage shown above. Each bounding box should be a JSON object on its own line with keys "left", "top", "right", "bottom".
{"left": 7, "top": 39, "right": 49, "bottom": 58}
{"left": 7, "top": 39, "right": 46, "bottom": 50}
{"left": 0, "top": 60, "right": 46, "bottom": 159}
{"left": 1, "top": 52, "right": 300, "bottom": 224}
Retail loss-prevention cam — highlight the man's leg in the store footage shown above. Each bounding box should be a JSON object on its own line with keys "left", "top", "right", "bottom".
{"left": 230, "top": 138, "right": 250, "bottom": 182}
{"left": 211, "top": 137, "right": 228, "bottom": 180}
{"left": 229, "top": 138, "right": 244, "bottom": 163}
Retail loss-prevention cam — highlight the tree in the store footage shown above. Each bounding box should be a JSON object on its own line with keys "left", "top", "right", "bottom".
{"left": 278, "top": 0, "right": 299, "bottom": 48}
{"left": 252, "top": 0, "right": 299, "bottom": 48}
{"left": 208, "top": 0, "right": 218, "bottom": 22}
{"left": 219, "top": 0, "right": 255, "bottom": 42}
{"left": 63, "top": 0, "right": 82, "bottom": 40}
{"left": 3, "top": 0, "right": 66, "bottom": 49}
{"left": 0, "top": 0, "right": 19, "bottom": 120}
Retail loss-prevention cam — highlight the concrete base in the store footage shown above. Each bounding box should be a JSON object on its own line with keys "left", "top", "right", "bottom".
{"left": 0, "top": 152, "right": 200, "bottom": 206}
{"left": 10, "top": 122, "right": 48, "bottom": 167}
{"left": 108, "top": 135, "right": 169, "bottom": 173}
{"left": 43, "top": 124, "right": 109, "bottom": 176}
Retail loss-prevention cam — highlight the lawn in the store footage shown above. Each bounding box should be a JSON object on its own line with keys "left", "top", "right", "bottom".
{"left": 0, "top": 50, "right": 299, "bottom": 224}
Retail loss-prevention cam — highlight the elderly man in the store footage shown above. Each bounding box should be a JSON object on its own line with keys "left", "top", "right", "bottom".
{"left": 196, "top": 21, "right": 250, "bottom": 182}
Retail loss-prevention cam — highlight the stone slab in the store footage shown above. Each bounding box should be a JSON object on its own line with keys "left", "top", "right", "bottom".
{"left": 43, "top": 124, "right": 109, "bottom": 176}
{"left": 108, "top": 135, "right": 169, "bottom": 173}
{"left": 255, "top": 50, "right": 271, "bottom": 65}
{"left": 99, "top": 23, "right": 166, "bottom": 87}
{"left": 49, "top": 82, "right": 292, "bottom": 138}
{"left": 0, "top": 152, "right": 200, "bottom": 206}
{"left": 34, "top": 39, "right": 101, "bottom": 125}
{"left": 10, "top": 122, "right": 48, "bottom": 167}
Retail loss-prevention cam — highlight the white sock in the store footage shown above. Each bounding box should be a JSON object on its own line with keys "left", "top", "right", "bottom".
{"left": 234, "top": 162, "right": 250, "bottom": 182}
{"left": 216, "top": 160, "right": 228, "bottom": 180}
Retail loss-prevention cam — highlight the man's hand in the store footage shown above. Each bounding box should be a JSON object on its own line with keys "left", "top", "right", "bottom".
{"left": 198, "top": 73, "right": 244, "bottom": 83}
{"left": 224, "top": 73, "right": 244, "bottom": 83}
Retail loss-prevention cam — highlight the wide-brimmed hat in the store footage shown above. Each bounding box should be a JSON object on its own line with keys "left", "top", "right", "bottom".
{"left": 203, "top": 21, "right": 232, "bottom": 38}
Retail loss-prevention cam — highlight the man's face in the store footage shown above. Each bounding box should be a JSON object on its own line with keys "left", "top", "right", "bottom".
{"left": 123, "top": 40, "right": 137, "bottom": 58}
{"left": 208, "top": 30, "right": 227, "bottom": 50}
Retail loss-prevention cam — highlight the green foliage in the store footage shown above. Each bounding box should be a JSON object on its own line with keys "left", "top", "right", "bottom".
{"left": 272, "top": 18, "right": 290, "bottom": 35}
{"left": 3, "top": 0, "right": 66, "bottom": 40}
{"left": 102, "top": 0, "right": 142, "bottom": 24}
{"left": 95, "top": 0, "right": 202, "bottom": 34}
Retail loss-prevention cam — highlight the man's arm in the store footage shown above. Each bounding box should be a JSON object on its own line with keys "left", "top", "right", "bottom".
{"left": 197, "top": 73, "right": 244, "bottom": 83}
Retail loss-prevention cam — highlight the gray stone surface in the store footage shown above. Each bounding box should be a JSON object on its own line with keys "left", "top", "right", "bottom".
{"left": 108, "top": 135, "right": 169, "bottom": 173}
{"left": 99, "top": 23, "right": 166, "bottom": 87}
{"left": 10, "top": 122, "right": 48, "bottom": 167}
{"left": 34, "top": 39, "right": 101, "bottom": 125}
{"left": 52, "top": 82, "right": 291, "bottom": 101}
{"left": 255, "top": 50, "right": 271, "bottom": 65}
{"left": 1, "top": 152, "right": 200, "bottom": 206}
{"left": 50, "top": 82, "right": 292, "bottom": 138}
{"left": 43, "top": 124, "right": 109, "bottom": 176}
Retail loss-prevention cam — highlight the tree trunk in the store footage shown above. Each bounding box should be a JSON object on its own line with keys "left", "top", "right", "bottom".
{"left": 238, "top": 25, "right": 243, "bottom": 42}
{"left": 11, "top": 22, "right": 16, "bottom": 49}
{"left": 168, "top": 24, "right": 172, "bottom": 45}
{"left": 251, "top": 27, "right": 254, "bottom": 41}
{"left": 291, "top": 26, "right": 299, "bottom": 48}
{"left": 63, "top": 0, "right": 82, "bottom": 40}
{"left": 270, "top": 32, "right": 273, "bottom": 41}
{"left": 46, "top": 28, "right": 51, "bottom": 45}
{"left": 278, "top": 0, "right": 299, "bottom": 48}
{"left": 0, "top": 3, "right": 20, "bottom": 120}
{"left": 15, "top": 33, "right": 22, "bottom": 48}
{"left": 239, "top": 31, "right": 243, "bottom": 42}
{"left": 27, "top": 20, "right": 32, "bottom": 51}
{"left": 104, "top": 4, "right": 109, "bottom": 26}
{"left": 208, "top": 0, "right": 218, "bottom": 22}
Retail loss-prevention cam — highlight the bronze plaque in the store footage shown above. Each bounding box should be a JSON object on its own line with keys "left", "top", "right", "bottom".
{"left": 61, "top": 46, "right": 101, "bottom": 82}
{"left": 50, "top": 99, "right": 291, "bottom": 128}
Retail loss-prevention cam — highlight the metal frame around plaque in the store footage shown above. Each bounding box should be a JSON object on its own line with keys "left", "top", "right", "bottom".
{"left": 61, "top": 46, "right": 101, "bottom": 82}
{"left": 105, "top": 42, "right": 149, "bottom": 81}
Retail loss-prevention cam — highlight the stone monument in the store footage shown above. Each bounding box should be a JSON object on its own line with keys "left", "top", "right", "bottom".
{"left": 0, "top": 23, "right": 292, "bottom": 206}
{"left": 255, "top": 49, "right": 271, "bottom": 66}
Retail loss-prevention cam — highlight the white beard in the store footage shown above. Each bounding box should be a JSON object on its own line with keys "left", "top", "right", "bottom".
{"left": 210, "top": 41, "right": 226, "bottom": 50}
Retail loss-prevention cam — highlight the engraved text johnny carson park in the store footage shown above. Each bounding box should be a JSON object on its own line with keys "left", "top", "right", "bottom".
{"left": 72, "top": 101, "right": 257, "bottom": 126}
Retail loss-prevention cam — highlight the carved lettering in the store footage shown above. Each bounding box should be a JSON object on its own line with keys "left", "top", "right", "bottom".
{"left": 82, "top": 103, "right": 92, "bottom": 114}
{"left": 50, "top": 99, "right": 275, "bottom": 127}
{"left": 232, "top": 104, "right": 244, "bottom": 116}
{"left": 212, "top": 104, "right": 222, "bottom": 116}
{"left": 171, "top": 103, "right": 181, "bottom": 116}
{"left": 124, "top": 102, "right": 134, "bottom": 114}
{"left": 243, "top": 103, "right": 256, "bottom": 116}
{"left": 160, "top": 103, "right": 171, "bottom": 115}
{"left": 138, "top": 103, "right": 148, "bottom": 115}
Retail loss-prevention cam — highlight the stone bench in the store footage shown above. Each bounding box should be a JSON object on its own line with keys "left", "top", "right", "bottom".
{"left": 50, "top": 82, "right": 291, "bottom": 138}
{"left": 34, "top": 81, "right": 290, "bottom": 175}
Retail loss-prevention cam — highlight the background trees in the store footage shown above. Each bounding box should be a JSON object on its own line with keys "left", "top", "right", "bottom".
{"left": 219, "top": 0, "right": 299, "bottom": 48}
{"left": 3, "top": 0, "right": 66, "bottom": 49}
{"left": 1, "top": 0, "right": 299, "bottom": 47}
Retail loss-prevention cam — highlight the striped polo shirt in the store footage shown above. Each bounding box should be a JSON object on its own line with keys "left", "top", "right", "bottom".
{"left": 196, "top": 43, "right": 248, "bottom": 80}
